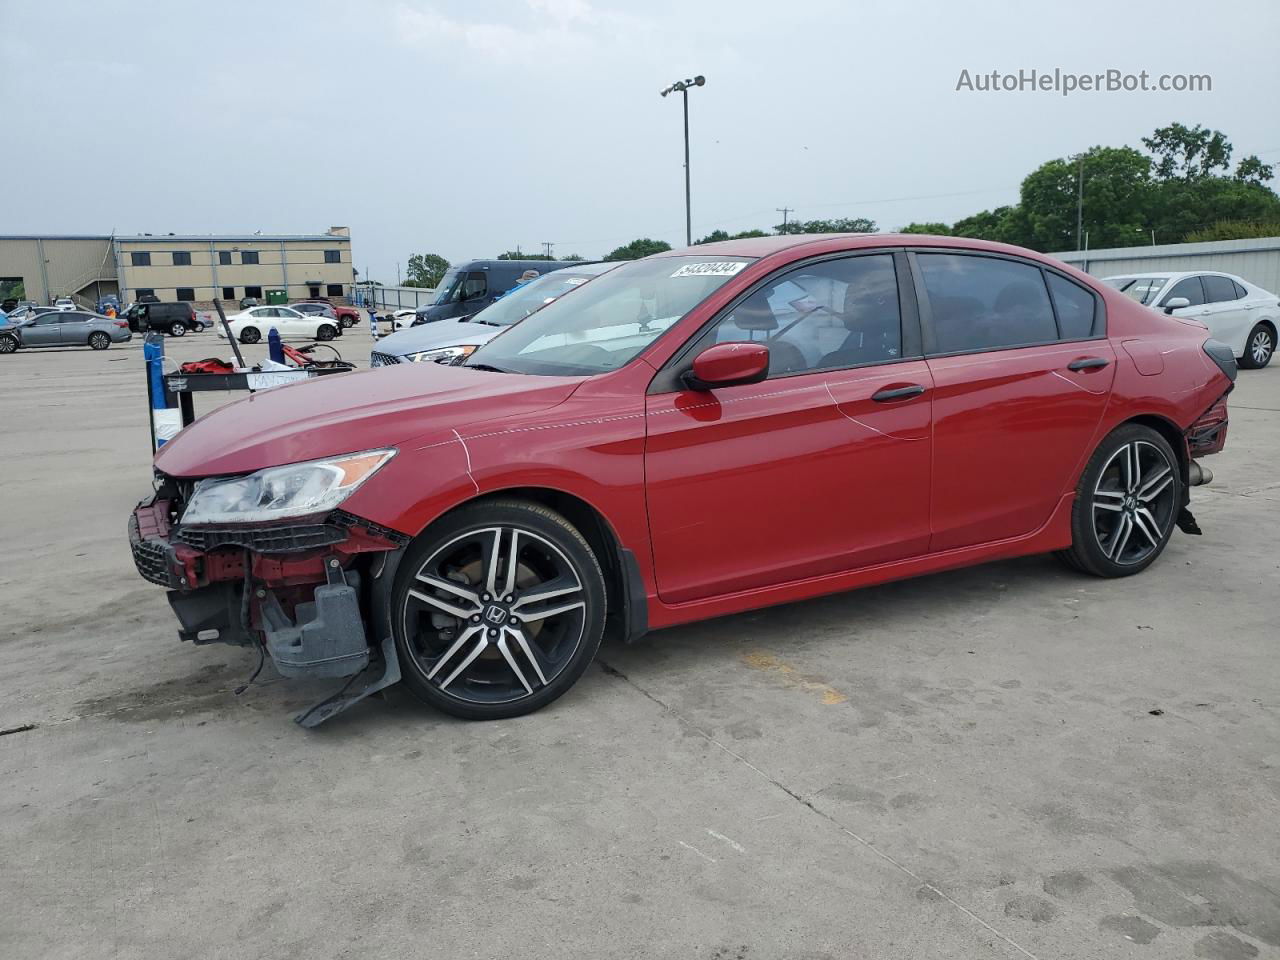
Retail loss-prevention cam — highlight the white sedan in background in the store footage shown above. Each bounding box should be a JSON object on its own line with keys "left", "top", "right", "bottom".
{"left": 1103, "top": 270, "right": 1278, "bottom": 369}
{"left": 216, "top": 305, "right": 342, "bottom": 345}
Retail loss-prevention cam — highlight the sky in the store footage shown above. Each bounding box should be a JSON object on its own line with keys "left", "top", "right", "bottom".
{"left": 3, "top": 0, "right": 1279, "bottom": 283}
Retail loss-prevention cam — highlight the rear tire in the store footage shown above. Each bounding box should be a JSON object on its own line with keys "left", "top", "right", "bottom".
{"left": 239, "top": 326, "right": 261, "bottom": 344}
{"left": 316, "top": 324, "right": 337, "bottom": 341}
{"left": 88, "top": 332, "right": 110, "bottom": 351}
{"left": 1056, "top": 424, "right": 1181, "bottom": 578}
{"left": 169, "top": 322, "right": 186, "bottom": 337}
{"left": 1239, "top": 322, "right": 1275, "bottom": 369}
{"left": 393, "top": 499, "right": 607, "bottom": 720}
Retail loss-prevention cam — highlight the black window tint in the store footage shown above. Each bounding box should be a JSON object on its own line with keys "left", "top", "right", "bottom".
{"left": 326, "top": 283, "right": 343, "bottom": 297}
{"left": 1232, "top": 279, "right": 1248, "bottom": 299}
{"left": 221, "top": 286, "right": 235, "bottom": 300}
{"left": 244, "top": 285, "right": 262, "bottom": 298}
{"left": 918, "top": 254, "right": 1057, "bottom": 353}
{"left": 324, "top": 249, "right": 341, "bottom": 263}
{"left": 1202, "top": 275, "right": 1238, "bottom": 303}
{"left": 218, "top": 251, "right": 232, "bottom": 265}
{"left": 241, "top": 251, "right": 259, "bottom": 265}
{"left": 462, "top": 272, "right": 488, "bottom": 299}
{"left": 1165, "top": 276, "right": 1205, "bottom": 306}
{"left": 176, "top": 288, "right": 196, "bottom": 302}
{"left": 131, "top": 251, "right": 151, "bottom": 266}
{"left": 1047, "top": 273, "right": 1096, "bottom": 339}
{"left": 706, "top": 254, "right": 901, "bottom": 376}
{"left": 172, "top": 251, "right": 191, "bottom": 266}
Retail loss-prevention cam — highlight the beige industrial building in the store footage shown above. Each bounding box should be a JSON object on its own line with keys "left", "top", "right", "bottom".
{"left": 0, "top": 228, "right": 353, "bottom": 307}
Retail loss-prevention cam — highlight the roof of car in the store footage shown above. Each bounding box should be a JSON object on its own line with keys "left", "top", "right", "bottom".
{"left": 657, "top": 232, "right": 1058, "bottom": 261}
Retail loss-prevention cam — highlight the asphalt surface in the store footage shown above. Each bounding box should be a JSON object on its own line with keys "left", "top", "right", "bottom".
{"left": 2, "top": 329, "right": 1278, "bottom": 960}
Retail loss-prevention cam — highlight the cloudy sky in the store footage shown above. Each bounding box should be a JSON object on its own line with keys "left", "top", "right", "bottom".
{"left": 3, "top": 0, "right": 1278, "bottom": 280}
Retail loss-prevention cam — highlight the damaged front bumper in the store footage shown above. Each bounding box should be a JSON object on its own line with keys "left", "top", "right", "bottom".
{"left": 128, "top": 490, "right": 409, "bottom": 726}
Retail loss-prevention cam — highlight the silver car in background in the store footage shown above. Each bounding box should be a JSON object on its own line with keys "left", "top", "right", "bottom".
{"left": 370, "top": 261, "right": 617, "bottom": 367}
{"left": 13, "top": 310, "right": 133, "bottom": 350}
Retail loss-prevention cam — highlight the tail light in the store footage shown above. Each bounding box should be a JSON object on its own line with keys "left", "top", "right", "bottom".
{"left": 115, "top": 320, "right": 128, "bottom": 328}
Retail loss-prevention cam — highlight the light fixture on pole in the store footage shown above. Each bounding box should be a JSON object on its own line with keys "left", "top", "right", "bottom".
{"left": 660, "top": 75, "right": 706, "bottom": 247}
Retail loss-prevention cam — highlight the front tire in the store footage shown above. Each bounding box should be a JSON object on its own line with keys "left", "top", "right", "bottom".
{"left": 88, "top": 332, "right": 110, "bottom": 351}
{"left": 239, "top": 326, "right": 261, "bottom": 344}
{"left": 1056, "top": 424, "right": 1181, "bottom": 577}
{"left": 1239, "top": 322, "right": 1275, "bottom": 370}
{"left": 0, "top": 333, "right": 18, "bottom": 354}
{"left": 316, "top": 323, "right": 337, "bottom": 341}
{"left": 393, "top": 500, "right": 607, "bottom": 720}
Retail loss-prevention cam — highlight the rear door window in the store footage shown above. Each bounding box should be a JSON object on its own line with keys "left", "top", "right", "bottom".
{"left": 1046, "top": 273, "right": 1098, "bottom": 339}
{"left": 1202, "top": 275, "right": 1239, "bottom": 303}
{"left": 917, "top": 254, "right": 1057, "bottom": 353}
{"left": 1164, "top": 276, "right": 1205, "bottom": 306}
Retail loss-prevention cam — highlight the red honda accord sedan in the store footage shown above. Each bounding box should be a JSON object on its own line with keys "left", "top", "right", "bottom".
{"left": 129, "top": 235, "right": 1235, "bottom": 725}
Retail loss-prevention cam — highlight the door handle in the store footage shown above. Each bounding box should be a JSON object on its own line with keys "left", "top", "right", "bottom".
{"left": 871, "top": 384, "right": 926, "bottom": 402}
{"left": 1067, "top": 357, "right": 1110, "bottom": 372}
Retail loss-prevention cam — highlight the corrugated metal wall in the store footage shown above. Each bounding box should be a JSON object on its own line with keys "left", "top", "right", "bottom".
{"left": 1052, "top": 237, "right": 1280, "bottom": 292}
{"left": 0, "top": 237, "right": 116, "bottom": 303}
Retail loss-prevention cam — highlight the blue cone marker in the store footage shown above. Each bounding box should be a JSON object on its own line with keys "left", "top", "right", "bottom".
{"left": 268, "top": 327, "right": 284, "bottom": 364}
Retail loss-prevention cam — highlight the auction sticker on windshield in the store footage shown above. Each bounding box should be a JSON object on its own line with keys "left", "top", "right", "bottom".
{"left": 670, "top": 261, "right": 748, "bottom": 278}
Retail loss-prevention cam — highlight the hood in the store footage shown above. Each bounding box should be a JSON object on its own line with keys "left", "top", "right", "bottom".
{"left": 154, "top": 363, "right": 580, "bottom": 478}
{"left": 376, "top": 318, "right": 503, "bottom": 357}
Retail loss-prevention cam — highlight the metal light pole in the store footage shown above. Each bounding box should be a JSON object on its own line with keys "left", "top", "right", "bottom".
{"left": 661, "top": 75, "right": 705, "bottom": 247}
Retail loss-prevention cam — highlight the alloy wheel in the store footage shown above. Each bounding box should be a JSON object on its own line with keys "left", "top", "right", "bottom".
{"left": 401, "top": 526, "right": 588, "bottom": 705}
{"left": 1091, "top": 440, "right": 1176, "bottom": 566}
{"left": 0, "top": 336, "right": 16, "bottom": 354}
{"left": 1250, "top": 328, "right": 1273, "bottom": 367}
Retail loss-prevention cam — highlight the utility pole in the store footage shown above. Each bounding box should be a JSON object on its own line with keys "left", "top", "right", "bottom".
{"left": 776, "top": 207, "right": 793, "bottom": 233}
{"left": 1075, "top": 156, "right": 1084, "bottom": 251}
{"left": 660, "top": 75, "right": 706, "bottom": 247}
{"left": 542, "top": 242, "right": 554, "bottom": 258}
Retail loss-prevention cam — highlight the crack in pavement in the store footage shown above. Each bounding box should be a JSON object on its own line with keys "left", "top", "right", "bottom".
{"left": 596, "top": 659, "right": 1041, "bottom": 960}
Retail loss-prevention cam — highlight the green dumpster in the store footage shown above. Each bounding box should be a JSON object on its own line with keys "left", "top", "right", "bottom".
{"left": 266, "top": 289, "right": 288, "bottom": 305}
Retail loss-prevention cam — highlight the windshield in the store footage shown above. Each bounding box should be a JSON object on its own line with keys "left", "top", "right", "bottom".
{"left": 1105, "top": 276, "right": 1168, "bottom": 305}
{"left": 466, "top": 256, "right": 753, "bottom": 376}
{"left": 470, "top": 268, "right": 610, "bottom": 327}
{"left": 432, "top": 268, "right": 464, "bottom": 305}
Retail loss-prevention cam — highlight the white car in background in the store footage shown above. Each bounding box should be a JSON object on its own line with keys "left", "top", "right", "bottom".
{"left": 1103, "top": 270, "right": 1278, "bottom": 369}
{"left": 387, "top": 309, "right": 417, "bottom": 331}
{"left": 217, "top": 305, "right": 342, "bottom": 345}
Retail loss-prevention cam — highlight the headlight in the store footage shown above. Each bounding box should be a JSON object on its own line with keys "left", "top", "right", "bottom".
{"left": 181, "top": 449, "right": 395, "bottom": 525}
{"left": 406, "top": 344, "right": 479, "bottom": 365}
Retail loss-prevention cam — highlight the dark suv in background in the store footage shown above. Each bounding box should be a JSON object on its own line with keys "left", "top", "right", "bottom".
{"left": 123, "top": 301, "right": 202, "bottom": 337}
{"left": 413, "top": 259, "right": 576, "bottom": 324}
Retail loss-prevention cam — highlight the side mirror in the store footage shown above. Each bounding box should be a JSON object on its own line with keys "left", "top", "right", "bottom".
{"left": 682, "top": 342, "right": 770, "bottom": 391}
{"left": 1163, "top": 296, "right": 1191, "bottom": 314}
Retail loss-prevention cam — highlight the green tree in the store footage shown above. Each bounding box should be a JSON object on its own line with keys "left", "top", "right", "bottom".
{"left": 775, "top": 217, "right": 876, "bottom": 235}
{"left": 1020, "top": 146, "right": 1153, "bottom": 250}
{"left": 898, "top": 222, "right": 952, "bottom": 235}
{"left": 1143, "top": 122, "right": 1234, "bottom": 180}
{"left": 405, "top": 253, "right": 449, "bottom": 288}
{"left": 694, "top": 228, "right": 771, "bottom": 244}
{"left": 604, "top": 238, "right": 672, "bottom": 261}
{"left": 1235, "top": 155, "right": 1276, "bottom": 187}
{"left": 561, "top": 253, "right": 586, "bottom": 261}
{"left": 1184, "top": 219, "right": 1280, "bottom": 242}
{"left": 496, "top": 251, "right": 556, "bottom": 261}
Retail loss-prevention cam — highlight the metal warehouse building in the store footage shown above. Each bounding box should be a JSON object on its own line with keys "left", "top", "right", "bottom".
{"left": 0, "top": 228, "right": 354, "bottom": 307}
{"left": 1052, "top": 236, "right": 1280, "bottom": 291}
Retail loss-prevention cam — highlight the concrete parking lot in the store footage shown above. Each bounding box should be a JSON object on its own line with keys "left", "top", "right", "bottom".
{"left": 2, "top": 332, "right": 1278, "bottom": 960}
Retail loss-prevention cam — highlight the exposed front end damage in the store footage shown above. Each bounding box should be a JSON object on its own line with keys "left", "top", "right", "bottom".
{"left": 129, "top": 474, "right": 408, "bottom": 726}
